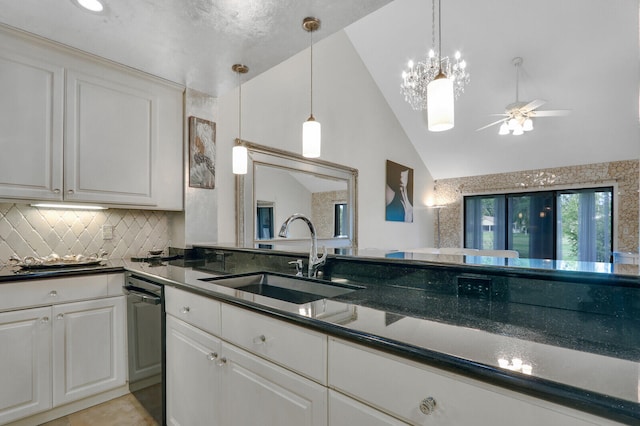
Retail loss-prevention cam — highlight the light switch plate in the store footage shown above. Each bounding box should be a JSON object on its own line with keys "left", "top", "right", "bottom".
{"left": 102, "top": 224, "right": 113, "bottom": 240}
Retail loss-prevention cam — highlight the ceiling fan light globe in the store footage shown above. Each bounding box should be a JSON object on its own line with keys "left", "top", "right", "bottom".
{"left": 507, "top": 117, "right": 519, "bottom": 130}
{"left": 498, "top": 122, "right": 510, "bottom": 135}
{"left": 523, "top": 118, "right": 534, "bottom": 131}
{"left": 512, "top": 126, "right": 524, "bottom": 136}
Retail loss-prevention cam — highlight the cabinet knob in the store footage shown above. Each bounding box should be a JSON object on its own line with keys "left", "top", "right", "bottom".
{"left": 206, "top": 352, "right": 219, "bottom": 361}
{"left": 419, "top": 397, "right": 437, "bottom": 415}
{"left": 216, "top": 357, "right": 227, "bottom": 367}
{"left": 67, "top": 189, "right": 74, "bottom": 195}
{"left": 41, "top": 316, "right": 50, "bottom": 324}
{"left": 181, "top": 306, "right": 190, "bottom": 314}
{"left": 253, "top": 334, "right": 267, "bottom": 344}
{"left": 49, "top": 290, "right": 58, "bottom": 297}
{"left": 56, "top": 313, "right": 64, "bottom": 320}
{"left": 53, "top": 188, "right": 61, "bottom": 194}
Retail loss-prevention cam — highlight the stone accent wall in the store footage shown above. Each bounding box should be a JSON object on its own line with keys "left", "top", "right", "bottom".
{"left": 311, "top": 190, "right": 348, "bottom": 239}
{"left": 433, "top": 160, "right": 639, "bottom": 252}
{"left": 0, "top": 203, "right": 176, "bottom": 264}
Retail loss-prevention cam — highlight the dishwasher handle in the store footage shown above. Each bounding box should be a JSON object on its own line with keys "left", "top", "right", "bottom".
{"left": 124, "top": 286, "right": 162, "bottom": 305}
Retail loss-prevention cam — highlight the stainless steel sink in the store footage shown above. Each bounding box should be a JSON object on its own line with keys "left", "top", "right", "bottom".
{"left": 199, "top": 272, "right": 361, "bottom": 304}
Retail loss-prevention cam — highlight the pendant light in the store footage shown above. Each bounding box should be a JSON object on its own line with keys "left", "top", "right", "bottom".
{"left": 232, "top": 64, "right": 249, "bottom": 175}
{"left": 302, "top": 17, "right": 321, "bottom": 158}
{"left": 427, "top": 0, "right": 454, "bottom": 132}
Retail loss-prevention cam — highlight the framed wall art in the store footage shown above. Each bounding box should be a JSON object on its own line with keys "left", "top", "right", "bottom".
{"left": 189, "top": 116, "right": 216, "bottom": 189}
{"left": 385, "top": 160, "right": 414, "bottom": 223}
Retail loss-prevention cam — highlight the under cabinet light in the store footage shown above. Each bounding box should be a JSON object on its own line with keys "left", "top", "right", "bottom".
{"left": 31, "top": 203, "right": 108, "bottom": 210}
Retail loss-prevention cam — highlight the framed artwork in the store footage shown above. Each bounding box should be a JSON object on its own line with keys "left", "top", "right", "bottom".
{"left": 189, "top": 116, "right": 216, "bottom": 189}
{"left": 385, "top": 160, "right": 413, "bottom": 222}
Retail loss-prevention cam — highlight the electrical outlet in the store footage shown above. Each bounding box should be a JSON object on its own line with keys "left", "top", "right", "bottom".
{"left": 457, "top": 275, "right": 492, "bottom": 299}
{"left": 102, "top": 225, "right": 113, "bottom": 240}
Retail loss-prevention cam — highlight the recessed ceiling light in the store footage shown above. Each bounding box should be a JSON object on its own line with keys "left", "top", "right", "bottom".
{"left": 75, "top": 0, "right": 104, "bottom": 13}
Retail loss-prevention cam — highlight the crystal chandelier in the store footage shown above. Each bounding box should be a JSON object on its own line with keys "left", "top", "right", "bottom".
{"left": 400, "top": 0, "right": 469, "bottom": 111}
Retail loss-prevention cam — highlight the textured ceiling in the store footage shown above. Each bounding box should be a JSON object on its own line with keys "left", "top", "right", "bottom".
{"left": 0, "top": 0, "right": 391, "bottom": 96}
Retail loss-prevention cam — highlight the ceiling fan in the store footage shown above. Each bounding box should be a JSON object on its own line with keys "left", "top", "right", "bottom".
{"left": 477, "top": 57, "right": 570, "bottom": 135}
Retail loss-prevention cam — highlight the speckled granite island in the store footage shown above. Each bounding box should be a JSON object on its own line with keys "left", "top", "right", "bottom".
{"left": 1, "top": 246, "right": 638, "bottom": 424}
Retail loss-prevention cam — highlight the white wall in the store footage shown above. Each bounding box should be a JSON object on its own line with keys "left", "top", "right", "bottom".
{"left": 216, "top": 30, "right": 435, "bottom": 250}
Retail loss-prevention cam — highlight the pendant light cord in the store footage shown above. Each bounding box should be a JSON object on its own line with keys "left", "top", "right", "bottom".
{"left": 437, "top": 0, "right": 442, "bottom": 74}
{"left": 309, "top": 28, "right": 314, "bottom": 117}
{"left": 238, "top": 70, "right": 242, "bottom": 141}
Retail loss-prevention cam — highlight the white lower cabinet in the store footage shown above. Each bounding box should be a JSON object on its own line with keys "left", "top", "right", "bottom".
{"left": 329, "top": 390, "right": 407, "bottom": 426}
{"left": 165, "top": 287, "right": 327, "bottom": 426}
{"left": 0, "top": 307, "right": 52, "bottom": 424}
{"left": 165, "top": 314, "right": 222, "bottom": 426}
{"left": 52, "top": 297, "right": 126, "bottom": 406}
{"left": 0, "top": 274, "right": 126, "bottom": 426}
{"left": 328, "top": 338, "right": 622, "bottom": 426}
{"left": 221, "top": 342, "right": 327, "bottom": 426}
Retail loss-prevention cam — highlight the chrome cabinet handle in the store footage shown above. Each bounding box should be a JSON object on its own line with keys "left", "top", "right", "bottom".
{"left": 181, "top": 306, "right": 190, "bottom": 314}
{"left": 206, "top": 352, "right": 218, "bottom": 361}
{"left": 419, "top": 397, "right": 437, "bottom": 415}
{"left": 67, "top": 189, "right": 74, "bottom": 195}
{"left": 41, "top": 316, "right": 49, "bottom": 324}
{"left": 49, "top": 290, "right": 58, "bottom": 297}
{"left": 253, "top": 334, "right": 267, "bottom": 344}
{"left": 216, "top": 357, "right": 227, "bottom": 366}
{"left": 56, "top": 313, "right": 64, "bottom": 320}
{"left": 53, "top": 188, "right": 61, "bottom": 194}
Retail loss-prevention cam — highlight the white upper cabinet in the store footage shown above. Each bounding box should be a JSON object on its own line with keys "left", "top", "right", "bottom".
{"left": 0, "top": 26, "right": 184, "bottom": 210}
{"left": 0, "top": 50, "right": 64, "bottom": 201}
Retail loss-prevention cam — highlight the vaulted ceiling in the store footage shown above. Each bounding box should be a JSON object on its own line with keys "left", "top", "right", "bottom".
{"left": 2, "top": 0, "right": 637, "bottom": 180}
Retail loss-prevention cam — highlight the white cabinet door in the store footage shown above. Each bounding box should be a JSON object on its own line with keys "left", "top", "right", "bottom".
{"left": 165, "top": 315, "right": 223, "bottom": 426}
{"left": 52, "top": 296, "right": 126, "bottom": 406}
{"left": 329, "top": 390, "right": 407, "bottom": 426}
{"left": 0, "top": 307, "right": 52, "bottom": 424}
{"left": 0, "top": 49, "right": 64, "bottom": 201}
{"left": 220, "top": 342, "right": 327, "bottom": 426}
{"left": 64, "top": 69, "right": 158, "bottom": 206}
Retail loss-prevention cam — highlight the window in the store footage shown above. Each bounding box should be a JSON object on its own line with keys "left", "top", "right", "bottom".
{"left": 256, "top": 203, "right": 274, "bottom": 240}
{"left": 334, "top": 203, "right": 347, "bottom": 237}
{"left": 464, "top": 187, "right": 613, "bottom": 261}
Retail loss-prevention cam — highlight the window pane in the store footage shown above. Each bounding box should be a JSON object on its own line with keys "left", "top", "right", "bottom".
{"left": 464, "top": 195, "right": 505, "bottom": 249}
{"left": 557, "top": 188, "right": 612, "bottom": 262}
{"left": 508, "top": 193, "right": 555, "bottom": 259}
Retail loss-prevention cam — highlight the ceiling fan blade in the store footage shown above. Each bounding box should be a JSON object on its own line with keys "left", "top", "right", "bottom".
{"left": 489, "top": 113, "right": 509, "bottom": 117}
{"left": 521, "top": 99, "right": 546, "bottom": 112}
{"left": 530, "top": 110, "right": 571, "bottom": 117}
{"left": 476, "top": 118, "right": 506, "bottom": 131}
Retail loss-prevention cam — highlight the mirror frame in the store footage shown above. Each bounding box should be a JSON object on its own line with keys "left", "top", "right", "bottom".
{"left": 236, "top": 140, "right": 358, "bottom": 249}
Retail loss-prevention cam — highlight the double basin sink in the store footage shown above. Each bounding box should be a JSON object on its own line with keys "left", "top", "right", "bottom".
{"left": 199, "top": 272, "right": 361, "bottom": 305}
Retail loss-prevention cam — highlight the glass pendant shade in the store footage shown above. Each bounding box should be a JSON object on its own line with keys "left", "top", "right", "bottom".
{"left": 427, "top": 73, "right": 454, "bottom": 132}
{"left": 498, "top": 122, "right": 510, "bottom": 135}
{"left": 512, "top": 125, "right": 524, "bottom": 136}
{"left": 232, "top": 145, "right": 248, "bottom": 174}
{"left": 302, "top": 116, "right": 321, "bottom": 158}
{"left": 523, "top": 118, "right": 534, "bottom": 131}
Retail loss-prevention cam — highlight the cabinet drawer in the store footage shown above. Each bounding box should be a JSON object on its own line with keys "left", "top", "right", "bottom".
{"left": 221, "top": 304, "right": 327, "bottom": 384}
{"left": 328, "top": 338, "right": 609, "bottom": 426}
{"left": 165, "top": 286, "right": 221, "bottom": 336}
{"left": 0, "top": 274, "right": 109, "bottom": 312}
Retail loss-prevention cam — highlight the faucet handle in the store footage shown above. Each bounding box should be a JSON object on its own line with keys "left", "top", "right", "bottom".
{"left": 288, "top": 259, "right": 304, "bottom": 276}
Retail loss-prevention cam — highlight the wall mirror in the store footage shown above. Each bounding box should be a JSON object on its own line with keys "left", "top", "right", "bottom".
{"left": 236, "top": 141, "right": 358, "bottom": 249}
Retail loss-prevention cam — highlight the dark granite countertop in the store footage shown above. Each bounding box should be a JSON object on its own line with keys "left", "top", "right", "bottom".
{"left": 1, "top": 258, "right": 638, "bottom": 423}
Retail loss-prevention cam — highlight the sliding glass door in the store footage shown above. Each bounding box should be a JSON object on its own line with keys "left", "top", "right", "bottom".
{"left": 464, "top": 187, "right": 612, "bottom": 261}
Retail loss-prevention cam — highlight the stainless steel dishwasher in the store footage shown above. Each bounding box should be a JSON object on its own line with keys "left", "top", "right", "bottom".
{"left": 123, "top": 273, "right": 164, "bottom": 425}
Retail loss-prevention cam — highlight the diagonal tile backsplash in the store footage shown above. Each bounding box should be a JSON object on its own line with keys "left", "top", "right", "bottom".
{"left": 0, "top": 203, "right": 176, "bottom": 265}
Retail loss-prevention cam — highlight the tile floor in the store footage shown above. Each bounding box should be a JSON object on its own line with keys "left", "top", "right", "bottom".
{"left": 39, "top": 394, "right": 158, "bottom": 426}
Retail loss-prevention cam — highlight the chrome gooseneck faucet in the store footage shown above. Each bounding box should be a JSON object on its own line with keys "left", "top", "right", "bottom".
{"left": 278, "top": 213, "right": 326, "bottom": 278}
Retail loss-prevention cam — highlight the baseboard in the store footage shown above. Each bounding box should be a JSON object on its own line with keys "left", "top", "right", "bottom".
{"left": 6, "top": 385, "right": 129, "bottom": 426}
